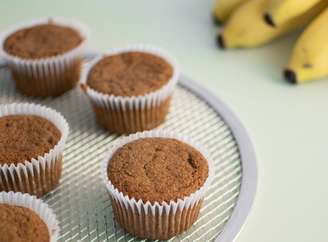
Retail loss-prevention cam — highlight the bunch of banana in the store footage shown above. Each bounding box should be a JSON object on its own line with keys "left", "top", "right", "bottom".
{"left": 213, "top": 0, "right": 328, "bottom": 84}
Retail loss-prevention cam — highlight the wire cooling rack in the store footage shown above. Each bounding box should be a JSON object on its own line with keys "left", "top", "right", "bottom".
{"left": 0, "top": 61, "right": 257, "bottom": 242}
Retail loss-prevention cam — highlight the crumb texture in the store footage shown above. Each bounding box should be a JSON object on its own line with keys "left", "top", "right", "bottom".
{"left": 0, "top": 115, "right": 61, "bottom": 165}
{"left": 4, "top": 23, "right": 82, "bottom": 59}
{"left": 108, "top": 138, "right": 209, "bottom": 203}
{"left": 87, "top": 51, "right": 173, "bottom": 96}
{"left": 0, "top": 204, "right": 50, "bottom": 242}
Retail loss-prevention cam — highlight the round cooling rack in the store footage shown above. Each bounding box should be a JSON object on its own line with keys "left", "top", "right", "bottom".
{"left": 0, "top": 56, "right": 257, "bottom": 242}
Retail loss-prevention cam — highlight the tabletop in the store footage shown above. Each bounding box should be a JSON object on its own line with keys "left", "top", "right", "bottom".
{"left": 1, "top": 0, "right": 328, "bottom": 241}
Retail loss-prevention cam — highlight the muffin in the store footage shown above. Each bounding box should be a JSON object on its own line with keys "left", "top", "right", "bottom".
{"left": 0, "top": 204, "right": 49, "bottom": 242}
{"left": 0, "top": 18, "right": 88, "bottom": 97}
{"left": 81, "top": 46, "right": 178, "bottom": 134}
{"left": 101, "top": 130, "right": 214, "bottom": 240}
{"left": 0, "top": 103, "right": 69, "bottom": 197}
{"left": 0, "top": 191, "right": 59, "bottom": 242}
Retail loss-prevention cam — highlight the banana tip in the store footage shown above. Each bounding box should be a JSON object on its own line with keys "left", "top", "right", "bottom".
{"left": 263, "top": 13, "right": 276, "bottom": 27}
{"left": 212, "top": 14, "right": 223, "bottom": 26}
{"left": 217, "top": 34, "right": 225, "bottom": 49}
{"left": 284, "top": 69, "right": 297, "bottom": 84}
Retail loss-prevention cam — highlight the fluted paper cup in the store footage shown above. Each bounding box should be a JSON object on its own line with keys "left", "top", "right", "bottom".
{"left": 0, "top": 103, "right": 69, "bottom": 197}
{"left": 81, "top": 45, "right": 179, "bottom": 134}
{"left": 0, "top": 17, "right": 89, "bottom": 97}
{"left": 0, "top": 191, "right": 59, "bottom": 241}
{"left": 101, "top": 130, "right": 214, "bottom": 240}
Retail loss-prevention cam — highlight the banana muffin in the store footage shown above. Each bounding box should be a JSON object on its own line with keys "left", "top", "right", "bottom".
{"left": 0, "top": 115, "right": 61, "bottom": 164}
{"left": 102, "top": 132, "right": 213, "bottom": 240}
{"left": 0, "top": 103, "right": 69, "bottom": 197}
{"left": 4, "top": 23, "right": 82, "bottom": 59}
{"left": 0, "top": 18, "right": 88, "bottom": 97}
{"left": 0, "top": 203, "right": 50, "bottom": 242}
{"left": 108, "top": 137, "right": 208, "bottom": 203}
{"left": 82, "top": 47, "right": 178, "bottom": 134}
{"left": 87, "top": 52, "right": 173, "bottom": 96}
{"left": 0, "top": 115, "right": 62, "bottom": 197}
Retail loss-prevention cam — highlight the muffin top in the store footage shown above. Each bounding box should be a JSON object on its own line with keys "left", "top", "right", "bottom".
{"left": 87, "top": 51, "right": 174, "bottom": 97}
{"left": 0, "top": 203, "right": 49, "bottom": 242}
{"left": 108, "top": 137, "right": 209, "bottom": 203}
{"left": 4, "top": 22, "right": 83, "bottom": 59}
{"left": 0, "top": 115, "right": 61, "bottom": 165}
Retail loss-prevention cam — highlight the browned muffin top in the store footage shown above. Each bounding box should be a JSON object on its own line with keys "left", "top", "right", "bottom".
{"left": 87, "top": 51, "right": 174, "bottom": 97}
{"left": 0, "top": 204, "right": 50, "bottom": 242}
{"left": 4, "top": 23, "right": 82, "bottom": 59}
{"left": 108, "top": 137, "right": 209, "bottom": 203}
{"left": 0, "top": 115, "right": 61, "bottom": 165}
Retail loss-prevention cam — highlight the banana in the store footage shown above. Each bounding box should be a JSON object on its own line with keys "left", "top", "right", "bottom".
{"left": 213, "top": 0, "right": 246, "bottom": 24}
{"left": 217, "top": 0, "right": 327, "bottom": 49}
{"left": 285, "top": 8, "right": 328, "bottom": 84}
{"left": 264, "top": 0, "right": 321, "bottom": 27}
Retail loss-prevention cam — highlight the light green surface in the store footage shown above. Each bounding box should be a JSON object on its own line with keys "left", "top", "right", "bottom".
{"left": 1, "top": 0, "right": 328, "bottom": 241}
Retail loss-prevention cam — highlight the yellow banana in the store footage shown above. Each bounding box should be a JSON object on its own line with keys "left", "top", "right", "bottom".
{"left": 217, "top": 0, "right": 327, "bottom": 49}
{"left": 213, "top": 0, "right": 247, "bottom": 24}
{"left": 285, "top": 8, "right": 328, "bottom": 84}
{"left": 264, "top": 0, "right": 321, "bottom": 27}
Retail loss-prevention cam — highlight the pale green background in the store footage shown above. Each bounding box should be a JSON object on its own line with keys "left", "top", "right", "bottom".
{"left": 1, "top": 0, "right": 328, "bottom": 241}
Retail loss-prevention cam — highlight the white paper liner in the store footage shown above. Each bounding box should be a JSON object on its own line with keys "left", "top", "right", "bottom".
{"left": 101, "top": 130, "right": 214, "bottom": 217}
{"left": 0, "top": 191, "right": 59, "bottom": 241}
{"left": 80, "top": 45, "right": 179, "bottom": 111}
{"left": 0, "top": 17, "right": 89, "bottom": 96}
{"left": 0, "top": 103, "right": 69, "bottom": 196}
